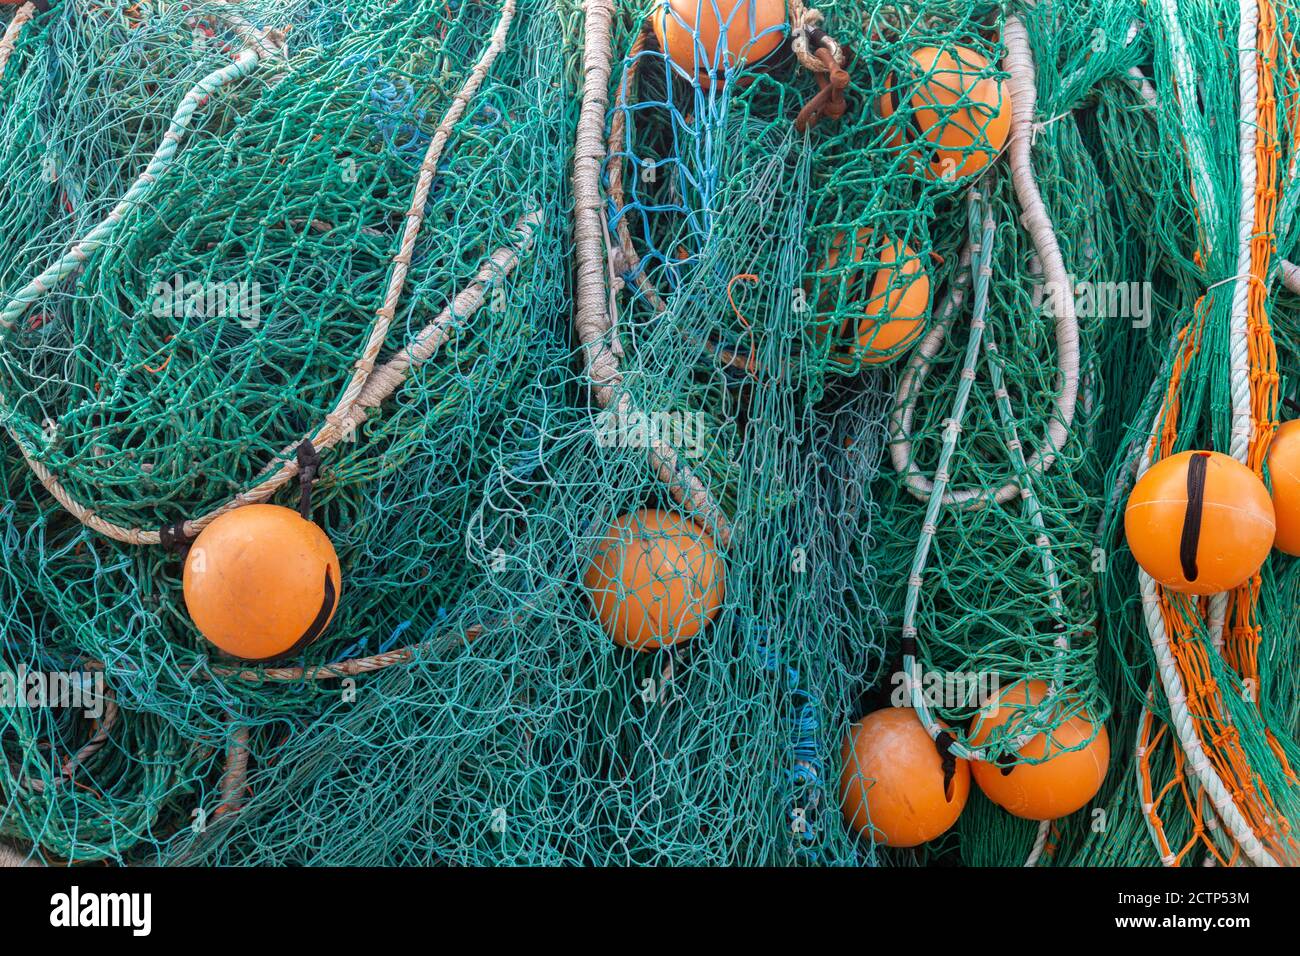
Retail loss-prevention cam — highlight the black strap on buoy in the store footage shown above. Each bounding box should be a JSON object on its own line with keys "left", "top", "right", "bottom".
{"left": 159, "top": 520, "right": 195, "bottom": 558}
{"left": 935, "top": 730, "right": 958, "bottom": 801}
{"left": 995, "top": 749, "right": 1018, "bottom": 777}
{"left": 888, "top": 84, "right": 928, "bottom": 143}
{"left": 297, "top": 440, "right": 321, "bottom": 521}
{"left": 236, "top": 567, "right": 339, "bottom": 664}
{"left": 1179, "top": 452, "right": 1208, "bottom": 584}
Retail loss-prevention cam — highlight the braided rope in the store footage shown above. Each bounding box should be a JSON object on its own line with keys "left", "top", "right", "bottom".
{"left": 1229, "top": 0, "right": 1261, "bottom": 463}
{"left": 573, "top": 0, "right": 731, "bottom": 546}
{"left": 787, "top": 0, "right": 843, "bottom": 74}
{"left": 1023, "top": 820, "right": 1051, "bottom": 866}
{"left": 0, "top": 2, "right": 34, "bottom": 82}
{"left": 0, "top": 841, "right": 36, "bottom": 867}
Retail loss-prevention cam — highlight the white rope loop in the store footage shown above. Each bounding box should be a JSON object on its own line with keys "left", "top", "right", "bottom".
{"left": 572, "top": 0, "right": 731, "bottom": 547}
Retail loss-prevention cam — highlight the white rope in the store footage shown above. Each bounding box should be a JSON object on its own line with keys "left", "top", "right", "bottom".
{"left": 1229, "top": 0, "right": 1260, "bottom": 463}
{"left": 1023, "top": 821, "right": 1051, "bottom": 866}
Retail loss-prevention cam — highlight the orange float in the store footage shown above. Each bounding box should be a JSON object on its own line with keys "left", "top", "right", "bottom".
{"left": 817, "top": 228, "right": 930, "bottom": 365}
{"left": 583, "top": 508, "right": 724, "bottom": 651}
{"left": 183, "top": 504, "right": 342, "bottom": 661}
{"left": 1267, "top": 419, "right": 1300, "bottom": 555}
{"left": 879, "top": 45, "right": 1012, "bottom": 181}
{"left": 969, "top": 679, "right": 1109, "bottom": 821}
{"left": 1124, "top": 450, "right": 1275, "bottom": 595}
{"left": 840, "top": 707, "right": 969, "bottom": 847}
{"left": 651, "top": 0, "right": 786, "bottom": 87}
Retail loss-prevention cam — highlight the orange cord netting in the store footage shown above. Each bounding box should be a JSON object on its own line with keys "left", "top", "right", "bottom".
{"left": 1137, "top": 0, "right": 1298, "bottom": 864}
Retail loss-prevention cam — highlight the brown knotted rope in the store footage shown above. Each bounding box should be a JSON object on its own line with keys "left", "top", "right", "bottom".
{"left": 789, "top": 0, "right": 850, "bottom": 132}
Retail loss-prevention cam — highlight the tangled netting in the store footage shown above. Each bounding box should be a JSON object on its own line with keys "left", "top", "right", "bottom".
{"left": 2, "top": 0, "right": 1300, "bottom": 867}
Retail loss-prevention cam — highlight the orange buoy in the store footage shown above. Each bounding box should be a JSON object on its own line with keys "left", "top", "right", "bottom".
{"left": 818, "top": 228, "right": 930, "bottom": 365}
{"left": 840, "top": 707, "right": 969, "bottom": 847}
{"left": 1124, "top": 450, "right": 1275, "bottom": 595}
{"left": 583, "top": 508, "right": 724, "bottom": 651}
{"left": 879, "top": 45, "right": 1012, "bottom": 181}
{"left": 183, "top": 504, "right": 342, "bottom": 661}
{"left": 969, "top": 679, "right": 1109, "bottom": 821}
{"left": 1268, "top": 420, "right": 1300, "bottom": 555}
{"left": 651, "top": 0, "right": 786, "bottom": 87}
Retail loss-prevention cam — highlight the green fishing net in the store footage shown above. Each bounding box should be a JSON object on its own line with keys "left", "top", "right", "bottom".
{"left": 0, "top": 0, "right": 1297, "bottom": 868}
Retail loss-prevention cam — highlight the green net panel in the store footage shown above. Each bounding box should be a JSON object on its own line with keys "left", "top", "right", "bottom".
{"left": 1, "top": 0, "right": 1299, "bottom": 868}
{"left": 0, "top": 0, "right": 577, "bottom": 864}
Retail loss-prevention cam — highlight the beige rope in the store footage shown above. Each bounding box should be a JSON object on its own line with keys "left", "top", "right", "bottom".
{"left": 215, "top": 724, "right": 251, "bottom": 817}
{"left": 19, "top": 210, "right": 539, "bottom": 548}
{"left": 787, "top": 0, "right": 844, "bottom": 74}
{"left": 0, "top": 842, "right": 37, "bottom": 867}
{"left": 1280, "top": 257, "right": 1300, "bottom": 293}
{"left": 0, "top": 3, "right": 35, "bottom": 81}
{"left": 889, "top": 15, "right": 1080, "bottom": 508}
{"left": 573, "top": 0, "right": 731, "bottom": 547}
{"left": 214, "top": 621, "right": 487, "bottom": 682}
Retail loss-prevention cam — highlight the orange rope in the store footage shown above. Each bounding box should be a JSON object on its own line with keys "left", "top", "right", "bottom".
{"left": 1140, "top": 0, "right": 1296, "bottom": 864}
{"left": 141, "top": 334, "right": 175, "bottom": 374}
{"left": 725, "top": 273, "right": 759, "bottom": 376}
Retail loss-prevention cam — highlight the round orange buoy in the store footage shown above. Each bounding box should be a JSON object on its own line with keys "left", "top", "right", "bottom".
{"left": 583, "top": 508, "right": 724, "bottom": 651}
{"left": 969, "top": 679, "right": 1109, "bottom": 821}
{"left": 818, "top": 228, "right": 930, "bottom": 365}
{"left": 840, "top": 708, "right": 969, "bottom": 847}
{"left": 651, "top": 0, "right": 786, "bottom": 87}
{"left": 1125, "top": 450, "right": 1275, "bottom": 595}
{"left": 1268, "top": 420, "right": 1300, "bottom": 555}
{"left": 183, "top": 504, "right": 342, "bottom": 661}
{"left": 879, "top": 45, "right": 1012, "bottom": 181}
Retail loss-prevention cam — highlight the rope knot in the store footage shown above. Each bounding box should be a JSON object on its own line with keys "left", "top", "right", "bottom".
{"left": 791, "top": 6, "right": 850, "bottom": 133}
{"left": 159, "top": 520, "right": 196, "bottom": 557}
{"left": 296, "top": 440, "right": 322, "bottom": 521}
{"left": 790, "top": 8, "right": 838, "bottom": 70}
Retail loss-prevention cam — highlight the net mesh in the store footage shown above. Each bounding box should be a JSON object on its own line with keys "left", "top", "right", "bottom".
{"left": 0, "top": 0, "right": 1298, "bottom": 867}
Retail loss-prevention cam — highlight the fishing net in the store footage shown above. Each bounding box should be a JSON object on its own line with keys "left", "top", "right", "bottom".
{"left": 0, "top": 0, "right": 577, "bottom": 864}
{"left": 1057, "top": 0, "right": 1300, "bottom": 867}
{"left": 579, "top": 0, "right": 1300, "bottom": 867}
{"left": 580, "top": 0, "right": 1105, "bottom": 866}
{"left": 2, "top": 0, "right": 1299, "bottom": 869}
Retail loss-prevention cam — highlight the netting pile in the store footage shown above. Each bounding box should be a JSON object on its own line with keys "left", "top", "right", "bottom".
{"left": 1, "top": 0, "right": 1299, "bottom": 867}
{"left": 0, "top": 0, "right": 580, "bottom": 864}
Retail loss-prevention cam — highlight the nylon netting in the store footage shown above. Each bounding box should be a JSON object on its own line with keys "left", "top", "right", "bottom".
{"left": 0, "top": 0, "right": 1298, "bottom": 868}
